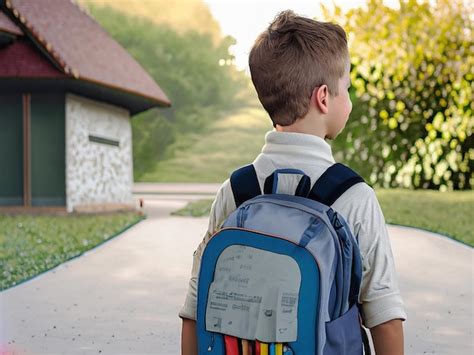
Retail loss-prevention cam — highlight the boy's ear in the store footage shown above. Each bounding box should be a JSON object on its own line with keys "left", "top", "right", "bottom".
{"left": 312, "top": 85, "right": 329, "bottom": 114}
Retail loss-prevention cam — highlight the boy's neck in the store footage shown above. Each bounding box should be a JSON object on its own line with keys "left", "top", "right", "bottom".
{"left": 275, "top": 114, "right": 328, "bottom": 140}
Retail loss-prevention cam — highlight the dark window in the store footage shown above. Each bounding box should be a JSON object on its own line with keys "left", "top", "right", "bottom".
{"left": 88, "top": 135, "right": 120, "bottom": 147}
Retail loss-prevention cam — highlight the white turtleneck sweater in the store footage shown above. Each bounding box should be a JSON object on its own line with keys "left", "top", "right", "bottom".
{"left": 179, "top": 131, "right": 406, "bottom": 329}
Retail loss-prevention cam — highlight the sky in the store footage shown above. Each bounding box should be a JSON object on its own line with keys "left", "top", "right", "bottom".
{"left": 204, "top": 0, "right": 400, "bottom": 72}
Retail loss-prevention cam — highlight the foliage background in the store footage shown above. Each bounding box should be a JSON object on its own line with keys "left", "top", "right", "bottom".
{"left": 329, "top": 0, "right": 473, "bottom": 191}
{"left": 80, "top": 1, "right": 248, "bottom": 180}
{"left": 81, "top": 0, "right": 472, "bottom": 191}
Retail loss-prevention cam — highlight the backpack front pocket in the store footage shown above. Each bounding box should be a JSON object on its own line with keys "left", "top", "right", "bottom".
{"left": 324, "top": 303, "right": 363, "bottom": 355}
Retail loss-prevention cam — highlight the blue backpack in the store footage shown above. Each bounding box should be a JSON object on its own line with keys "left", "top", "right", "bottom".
{"left": 197, "top": 163, "right": 369, "bottom": 354}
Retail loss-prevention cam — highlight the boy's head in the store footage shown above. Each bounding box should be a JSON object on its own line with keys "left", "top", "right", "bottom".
{"left": 249, "top": 10, "right": 352, "bottom": 139}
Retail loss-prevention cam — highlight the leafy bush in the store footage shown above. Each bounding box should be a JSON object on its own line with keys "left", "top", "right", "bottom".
{"left": 330, "top": 0, "right": 473, "bottom": 190}
{"left": 87, "top": 5, "right": 247, "bottom": 178}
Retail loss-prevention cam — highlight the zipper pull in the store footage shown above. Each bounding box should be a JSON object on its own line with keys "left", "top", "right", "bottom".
{"left": 207, "top": 333, "right": 215, "bottom": 351}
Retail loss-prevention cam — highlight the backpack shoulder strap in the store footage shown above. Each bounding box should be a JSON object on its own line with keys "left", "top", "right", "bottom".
{"left": 308, "top": 163, "right": 365, "bottom": 206}
{"left": 230, "top": 164, "right": 262, "bottom": 208}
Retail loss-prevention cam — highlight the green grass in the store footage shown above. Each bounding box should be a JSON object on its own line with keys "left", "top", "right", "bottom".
{"left": 0, "top": 212, "right": 144, "bottom": 291}
{"left": 172, "top": 189, "right": 474, "bottom": 246}
{"left": 375, "top": 189, "right": 473, "bottom": 246}
{"left": 172, "top": 199, "right": 214, "bottom": 217}
{"left": 140, "top": 105, "right": 272, "bottom": 182}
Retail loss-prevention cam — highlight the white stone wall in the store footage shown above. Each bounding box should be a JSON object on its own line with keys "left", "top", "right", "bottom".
{"left": 65, "top": 94, "right": 134, "bottom": 212}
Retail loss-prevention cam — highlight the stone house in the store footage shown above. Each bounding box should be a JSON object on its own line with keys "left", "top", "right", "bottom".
{"left": 0, "top": 0, "right": 170, "bottom": 213}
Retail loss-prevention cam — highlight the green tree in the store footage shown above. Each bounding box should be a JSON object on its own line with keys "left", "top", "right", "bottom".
{"left": 86, "top": 5, "right": 247, "bottom": 178}
{"left": 329, "top": 0, "right": 473, "bottom": 190}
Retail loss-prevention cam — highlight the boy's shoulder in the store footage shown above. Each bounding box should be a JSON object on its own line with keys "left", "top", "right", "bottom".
{"left": 333, "top": 178, "right": 376, "bottom": 204}
{"left": 331, "top": 179, "right": 381, "bottom": 218}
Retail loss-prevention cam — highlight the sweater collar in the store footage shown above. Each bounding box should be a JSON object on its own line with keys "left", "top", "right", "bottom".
{"left": 261, "top": 130, "right": 336, "bottom": 164}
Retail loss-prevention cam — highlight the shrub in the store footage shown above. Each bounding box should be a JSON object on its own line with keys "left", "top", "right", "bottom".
{"left": 329, "top": 0, "right": 473, "bottom": 190}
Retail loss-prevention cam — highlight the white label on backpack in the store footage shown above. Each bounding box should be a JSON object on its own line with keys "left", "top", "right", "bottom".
{"left": 205, "top": 245, "right": 300, "bottom": 342}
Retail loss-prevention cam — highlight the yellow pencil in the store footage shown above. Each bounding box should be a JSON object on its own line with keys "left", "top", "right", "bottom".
{"left": 260, "top": 342, "right": 269, "bottom": 355}
{"left": 275, "top": 343, "right": 283, "bottom": 355}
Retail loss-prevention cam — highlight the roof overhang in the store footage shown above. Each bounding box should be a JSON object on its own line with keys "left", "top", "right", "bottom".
{"left": 0, "top": 78, "right": 167, "bottom": 115}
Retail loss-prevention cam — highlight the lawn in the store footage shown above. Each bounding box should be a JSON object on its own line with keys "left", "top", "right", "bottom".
{"left": 0, "top": 212, "right": 144, "bottom": 291}
{"left": 375, "top": 189, "right": 473, "bottom": 246}
{"left": 173, "top": 189, "right": 474, "bottom": 246}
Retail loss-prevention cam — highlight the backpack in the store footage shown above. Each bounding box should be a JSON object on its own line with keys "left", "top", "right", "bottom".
{"left": 196, "top": 163, "right": 370, "bottom": 354}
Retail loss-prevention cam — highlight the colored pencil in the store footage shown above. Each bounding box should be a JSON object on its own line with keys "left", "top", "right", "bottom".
{"left": 224, "top": 336, "right": 239, "bottom": 355}
{"left": 275, "top": 343, "right": 283, "bottom": 355}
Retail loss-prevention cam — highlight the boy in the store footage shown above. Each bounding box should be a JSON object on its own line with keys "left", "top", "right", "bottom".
{"left": 180, "top": 10, "right": 406, "bottom": 354}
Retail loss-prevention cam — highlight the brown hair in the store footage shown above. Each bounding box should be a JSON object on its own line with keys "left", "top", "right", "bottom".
{"left": 249, "top": 10, "right": 349, "bottom": 126}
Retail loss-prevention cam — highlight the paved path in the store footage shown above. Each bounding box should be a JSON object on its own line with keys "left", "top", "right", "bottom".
{"left": 389, "top": 225, "right": 472, "bottom": 354}
{"left": 1, "top": 188, "right": 472, "bottom": 354}
{"left": 133, "top": 183, "right": 221, "bottom": 195}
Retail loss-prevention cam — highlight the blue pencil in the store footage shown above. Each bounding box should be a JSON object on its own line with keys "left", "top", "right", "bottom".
{"left": 269, "top": 343, "right": 276, "bottom": 355}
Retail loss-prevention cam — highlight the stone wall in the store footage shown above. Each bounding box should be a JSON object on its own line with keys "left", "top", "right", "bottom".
{"left": 65, "top": 94, "right": 134, "bottom": 213}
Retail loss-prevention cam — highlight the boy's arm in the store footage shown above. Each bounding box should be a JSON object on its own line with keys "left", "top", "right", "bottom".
{"left": 371, "top": 318, "right": 404, "bottom": 355}
{"left": 181, "top": 318, "right": 197, "bottom": 355}
{"left": 180, "top": 232, "right": 203, "bottom": 355}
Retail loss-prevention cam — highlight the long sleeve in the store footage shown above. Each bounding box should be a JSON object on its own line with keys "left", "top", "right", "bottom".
{"left": 338, "top": 184, "right": 407, "bottom": 328}
{"left": 357, "top": 192, "right": 407, "bottom": 328}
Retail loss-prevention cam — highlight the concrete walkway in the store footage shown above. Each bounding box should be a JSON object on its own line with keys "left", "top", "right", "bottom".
{"left": 133, "top": 183, "right": 221, "bottom": 196}
{"left": 0, "top": 187, "right": 472, "bottom": 354}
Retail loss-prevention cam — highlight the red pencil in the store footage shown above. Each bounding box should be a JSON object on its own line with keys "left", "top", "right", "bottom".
{"left": 224, "top": 336, "right": 239, "bottom": 355}
{"left": 255, "top": 340, "right": 261, "bottom": 355}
